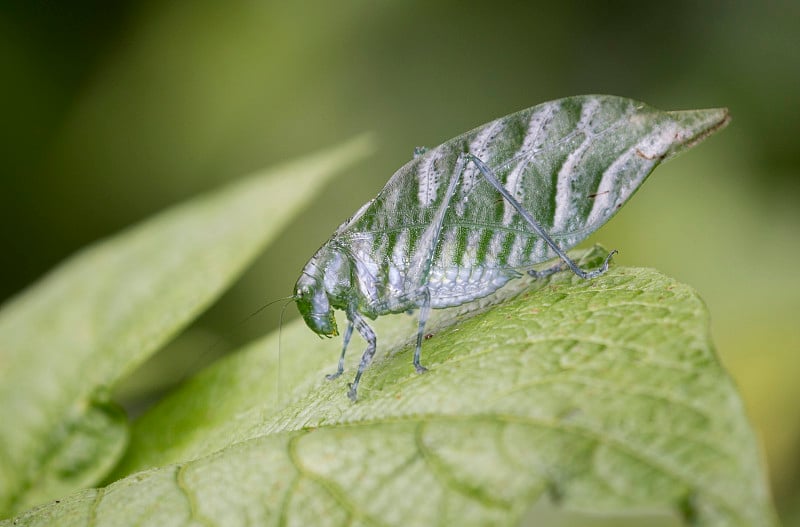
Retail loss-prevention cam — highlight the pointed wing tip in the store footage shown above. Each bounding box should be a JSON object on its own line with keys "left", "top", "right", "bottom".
{"left": 663, "top": 106, "right": 731, "bottom": 160}
{"left": 684, "top": 106, "right": 730, "bottom": 149}
{"left": 695, "top": 106, "right": 731, "bottom": 133}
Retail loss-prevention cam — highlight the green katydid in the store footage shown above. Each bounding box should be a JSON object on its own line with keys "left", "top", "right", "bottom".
{"left": 294, "top": 95, "right": 729, "bottom": 401}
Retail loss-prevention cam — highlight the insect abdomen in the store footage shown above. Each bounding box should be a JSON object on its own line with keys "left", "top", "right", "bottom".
{"left": 427, "top": 264, "right": 515, "bottom": 308}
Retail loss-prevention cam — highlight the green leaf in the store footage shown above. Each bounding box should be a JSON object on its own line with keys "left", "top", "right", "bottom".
{"left": 0, "top": 136, "right": 372, "bottom": 517}
{"left": 10, "top": 250, "right": 775, "bottom": 526}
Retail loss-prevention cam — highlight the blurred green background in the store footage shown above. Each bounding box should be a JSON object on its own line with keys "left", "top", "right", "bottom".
{"left": 1, "top": 1, "right": 798, "bottom": 524}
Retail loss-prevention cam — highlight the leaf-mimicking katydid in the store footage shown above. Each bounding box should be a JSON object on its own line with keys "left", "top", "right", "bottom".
{"left": 294, "top": 95, "right": 729, "bottom": 401}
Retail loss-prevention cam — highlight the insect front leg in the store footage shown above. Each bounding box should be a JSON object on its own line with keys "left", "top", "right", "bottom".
{"left": 347, "top": 309, "right": 377, "bottom": 402}
{"left": 465, "top": 154, "right": 618, "bottom": 280}
{"left": 325, "top": 319, "right": 354, "bottom": 380}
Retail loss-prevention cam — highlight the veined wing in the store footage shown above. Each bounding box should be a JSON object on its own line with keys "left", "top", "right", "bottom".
{"left": 335, "top": 95, "right": 728, "bottom": 276}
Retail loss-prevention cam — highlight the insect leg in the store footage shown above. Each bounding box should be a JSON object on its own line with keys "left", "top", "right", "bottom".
{"left": 527, "top": 261, "right": 567, "bottom": 279}
{"left": 466, "top": 154, "right": 617, "bottom": 280}
{"left": 347, "top": 310, "right": 377, "bottom": 402}
{"left": 401, "top": 154, "right": 467, "bottom": 376}
{"left": 325, "top": 319, "right": 354, "bottom": 380}
{"left": 371, "top": 287, "right": 431, "bottom": 374}
{"left": 413, "top": 288, "right": 432, "bottom": 373}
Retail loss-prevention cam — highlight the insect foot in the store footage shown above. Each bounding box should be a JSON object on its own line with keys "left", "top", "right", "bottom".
{"left": 347, "top": 383, "right": 358, "bottom": 402}
{"left": 294, "top": 95, "right": 729, "bottom": 400}
{"left": 577, "top": 249, "right": 619, "bottom": 280}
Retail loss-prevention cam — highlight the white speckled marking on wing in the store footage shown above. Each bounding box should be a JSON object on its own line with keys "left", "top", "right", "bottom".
{"left": 552, "top": 98, "right": 601, "bottom": 232}
{"left": 416, "top": 146, "right": 443, "bottom": 208}
{"left": 457, "top": 118, "right": 506, "bottom": 215}
{"left": 488, "top": 229, "right": 505, "bottom": 261}
{"left": 585, "top": 147, "right": 636, "bottom": 229}
{"left": 434, "top": 225, "right": 458, "bottom": 266}
{"left": 585, "top": 118, "right": 682, "bottom": 228}
{"left": 502, "top": 103, "right": 558, "bottom": 229}
{"left": 505, "top": 230, "right": 531, "bottom": 267}
{"left": 391, "top": 229, "right": 409, "bottom": 268}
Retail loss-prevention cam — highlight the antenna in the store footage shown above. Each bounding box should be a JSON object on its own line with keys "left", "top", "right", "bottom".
{"left": 276, "top": 297, "right": 294, "bottom": 407}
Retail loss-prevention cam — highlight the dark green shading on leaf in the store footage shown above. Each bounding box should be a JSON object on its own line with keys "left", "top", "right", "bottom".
{"left": 0, "top": 136, "right": 372, "bottom": 517}
{"left": 15, "top": 256, "right": 773, "bottom": 527}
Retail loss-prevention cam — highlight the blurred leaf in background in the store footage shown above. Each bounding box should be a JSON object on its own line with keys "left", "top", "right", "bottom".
{"left": 1, "top": 1, "right": 798, "bottom": 524}
{"left": 0, "top": 137, "right": 371, "bottom": 515}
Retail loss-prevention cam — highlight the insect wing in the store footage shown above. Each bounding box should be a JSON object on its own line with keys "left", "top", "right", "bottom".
{"left": 334, "top": 95, "right": 728, "bottom": 279}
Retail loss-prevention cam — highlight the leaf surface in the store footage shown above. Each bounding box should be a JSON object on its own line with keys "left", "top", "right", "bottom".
{"left": 0, "top": 137, "right": 372, "bottom": 516}
{"left": 11, "top": 252, "right": 773, "bottom": 526}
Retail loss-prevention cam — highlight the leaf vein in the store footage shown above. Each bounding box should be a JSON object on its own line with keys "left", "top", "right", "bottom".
{"left": 415, "top": 422, "right": 511, "bottom": 510}
{"left": 175, "top": 462, "right": 213, "bottom": 527}
{"left": 287, "top": 433, "right": 389, "bottom": 527}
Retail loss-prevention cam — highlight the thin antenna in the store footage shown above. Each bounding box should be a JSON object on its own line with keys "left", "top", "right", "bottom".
{"left": 277, "top": 298, "right": 294, "bottom": 407}
{"left": 175, "top": 294, "right": 297, "bottom": 388}
{"left": 246, "top": 295, "right": 296, "bottom": 320}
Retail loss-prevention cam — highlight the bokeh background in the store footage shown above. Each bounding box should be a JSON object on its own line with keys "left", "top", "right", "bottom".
{"left": 2, "top": 1, "right": 798, "bottom": 524}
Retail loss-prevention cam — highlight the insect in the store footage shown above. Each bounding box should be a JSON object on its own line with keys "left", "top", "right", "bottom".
{"left": 294, "top": 95, "right": 729, "bottom": 401}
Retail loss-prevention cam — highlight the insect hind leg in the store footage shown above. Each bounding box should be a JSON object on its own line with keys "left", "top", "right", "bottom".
{"left": 527, "top": 261, "right": 567, "bottom": 279}
{"left": 464, "top": 153, "right": 617, "bottom": 280}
